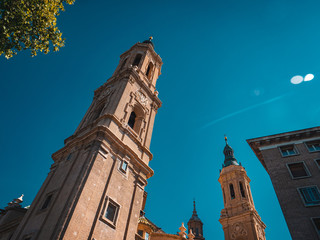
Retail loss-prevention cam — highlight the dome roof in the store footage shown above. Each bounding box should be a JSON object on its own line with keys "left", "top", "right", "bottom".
{"left": 188, "top": 200, "right": 202, "bottom": 223}
{"left": 223, "top": 136, "right": 239, "bottom": 168}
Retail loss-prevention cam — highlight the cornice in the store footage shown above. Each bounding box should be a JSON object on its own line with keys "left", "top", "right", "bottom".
{"left": 53, "top": 115, "right": 154, "bottom": 178}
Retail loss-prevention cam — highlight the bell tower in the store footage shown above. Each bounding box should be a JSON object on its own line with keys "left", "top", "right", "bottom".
{"left": 218, "top": 137, "right": 266, "bottom": 240}
{"left": 187, "top": 201, "right": 205, "bottom": 240}
{"left": 11, "top": 38, "right": 163, "bottom": 240}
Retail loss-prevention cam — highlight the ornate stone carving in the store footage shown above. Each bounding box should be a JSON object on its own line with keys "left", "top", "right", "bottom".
{"left": 136, "top": 90, "right": 148, "bottom": 106}
{"left": 256, "top": 224, "right": 265, "bottom": 239}
{"left": 230, "top": 222, "right": 247, "bottom": 240}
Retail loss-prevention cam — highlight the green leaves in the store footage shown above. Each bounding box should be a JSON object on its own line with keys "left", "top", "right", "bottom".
{"left": 0, "top": 0, "right": 75, "bottom": 59}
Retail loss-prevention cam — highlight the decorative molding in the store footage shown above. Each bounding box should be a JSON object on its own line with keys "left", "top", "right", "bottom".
{"left": 230, "top": 222, "right": 247, "bottom": 240}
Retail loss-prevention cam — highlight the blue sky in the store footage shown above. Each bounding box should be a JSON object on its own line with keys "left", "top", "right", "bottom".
{"left": 1, "top": 0, "right": 320, "bottom": 239}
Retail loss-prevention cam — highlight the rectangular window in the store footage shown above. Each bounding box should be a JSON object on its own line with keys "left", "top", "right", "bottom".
{"left": 287, "top": 162, "right": 310, "bottom": 179}
{"left": 298, "top": 186, "right": 320, "bottom": 206}
{"left": 145, "top": 232, "right": 149, "bottom": 240}
{"left": 315, "top": 159, "right": 320, "bottom": 169}
{"left": 105, "top": 202, "right": 117, "bottom": 222}
{"left": 41, "top": 194, "right": 53, "bottom": 210}
{"left": 279, "top": 145, "right": 297, "bottom": 157}
{"left": 120, "top": 161, "right": 128, "bottom": 173}
{"left": 306, "top": 141, "right": 320, "bottom": 152}
{"left": 312, "top": 218, "right": 320, "bottom": 236}
{"left": 102, "top": 198, "right": 119, "bottom": 227}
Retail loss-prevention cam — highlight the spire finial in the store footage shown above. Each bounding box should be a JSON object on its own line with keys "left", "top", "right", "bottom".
{"left": 224, "top": 135, "right": 228, "bottom": 144}
{"left": 149, "top": 36, "right": 153, "bottom": 41}
{"left": 193, "top": 199, "right": 196, "bottom": 213}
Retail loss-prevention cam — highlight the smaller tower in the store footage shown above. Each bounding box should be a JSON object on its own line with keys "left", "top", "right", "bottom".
{"left": 219, "top": 137, "right": 266, "bottom": 240}
{"left": 187, "top": 201, "right": 205, "bottom": 240}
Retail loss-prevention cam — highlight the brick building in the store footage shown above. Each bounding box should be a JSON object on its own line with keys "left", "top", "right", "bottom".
{"left": 247, "top": 126, "right": 320, "bottom": 239}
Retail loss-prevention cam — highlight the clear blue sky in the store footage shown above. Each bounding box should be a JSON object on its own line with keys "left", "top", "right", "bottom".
{"left": 1, "top": 0, "right": 320, "bottom": 239}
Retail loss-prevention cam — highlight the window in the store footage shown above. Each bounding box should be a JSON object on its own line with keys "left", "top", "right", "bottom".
{"left": 287, "top": 162, "right": 310, "bottom": 179}
{"left": 105, "top": 200, "right": 119, "bottom": 224}
{"left": 138, "top": 230, "right": 143, "bottom": 237}
{"left": 41, "top": 194, "right": 53, "bottom": 210}
{"left": 298, "top": 186, "right": 320, "bottom": 206}
{"left": 128, "top": 111, "right": 136, "bottom": 129}
{"left": 230, "top": 184, "right": 235, "bottom": 199}
{"left": 195, "top": 228, "right": 199, "bottom": 236}
{"left": 239, "top": 182, "right": 246, "bottom": 198}
{"left": 120, "top": 58, "right": 127, "bottom": 71}
{"left": 279, "top": 145, "right": 297, "bottom": 157}
{"left": 145, "top": 62, "right": 154, "bottom": 80}
{"left": 120, "top": 161, "right": 128, "bottom": 173}
{"left": 145, "top": 232, "right": 150, "bottom": 240}
{"left": 306, "top": 141, "right": 320, "bottom": 152}
{"left": 132, "top": 54, "right": 142, "bottom": 67}
{"left": 312, "top": 218, "right": 320, "bottom": 236}
{"left": 315, "top": 159, "right": 320, "bottom": 169}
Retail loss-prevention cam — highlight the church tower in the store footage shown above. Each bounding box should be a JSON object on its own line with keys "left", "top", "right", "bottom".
{"left": 187, "top": 201, "right": 205, "bottom": 240}
{"left": 218, "top": 137, "right": 266, "bottom": 240}
{"left": 11, "top": 38, "right": 163, "bottom": 240}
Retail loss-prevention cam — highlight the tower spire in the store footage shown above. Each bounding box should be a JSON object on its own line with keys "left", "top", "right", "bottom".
{"left": 223, "top": 136, "right": 239, "bottom": 168}
{"left": 188, "top": 200, "right": 205, "bottom": 240}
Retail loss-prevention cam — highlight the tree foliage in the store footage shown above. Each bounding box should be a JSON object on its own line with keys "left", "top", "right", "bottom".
{"left": 0, "top": 0, "right": 74, "bottom": 59}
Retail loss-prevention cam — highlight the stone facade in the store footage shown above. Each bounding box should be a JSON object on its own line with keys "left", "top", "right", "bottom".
{"left": 219, "top": 138, "right": 266, "bottom": 240}
{"left": 1, "top": 39, "right": 163, "bottom": 240}
{"left": 247, "top": 126, "right": 320, "bottom": 240}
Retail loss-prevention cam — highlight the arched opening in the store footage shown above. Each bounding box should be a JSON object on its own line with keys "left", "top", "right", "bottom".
{"left": 230, "top": 183, "right": 235, "bottom": 199}
{"left": 128, "top": 111, "right": 136, "bottom": 129}
{"left": 132, "top": 54, "right": 142, "bottom": 67}
{"left": 239, "top": 182, "right": 246, "bottom": 197}
{"left": 145, "top": 62, "right": 154, "bottom": 80}
{"left": 120, "top": 58, "right": 127, "bottom": 71}
{"left": 127, "top": 105, "right": 145, "bottom": 135}
{"left": 222, "top": 188, "right": 226, "bottom": 203}
{"left": 239, "top": 182, "right": 246, "bottom": 198}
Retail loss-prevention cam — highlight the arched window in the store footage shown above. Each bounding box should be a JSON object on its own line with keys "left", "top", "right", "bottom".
{"left": 230, "top": 183, "right": 235, "bottom": 199}
{"left": 195, "top": 228, "right": 199, "bottom": 236}
{"left": 120, "top": 58, "right": 127, "bottom": 71}
{"left": 239, "top": 182, "right": 246, "bottom": 198}
{"left": 128, "top": 111, "right": 136, "bottom": 129}
{"left": 145, "top": 62, "right": 154, "bottom": 80}
{"left": 132, "top": 54, "right": 142, "bottom": 67}
{"left": 222, "top": 188, "right": 226, "bottom": 203}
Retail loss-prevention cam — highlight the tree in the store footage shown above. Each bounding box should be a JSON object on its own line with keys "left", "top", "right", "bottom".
{"left": 0, "top": 0, "right": 74, "bottom": 59}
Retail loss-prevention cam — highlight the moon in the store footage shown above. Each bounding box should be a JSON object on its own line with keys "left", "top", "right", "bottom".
{"left": 290, "top": 75, "right": 303, "bottom": 84}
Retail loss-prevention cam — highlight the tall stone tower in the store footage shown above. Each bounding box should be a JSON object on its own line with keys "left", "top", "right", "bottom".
{"left": 218, "top": 137, "right": 266, "bottom": 240}
{"left": 11, "top": 38, "right": 163, "bottom": 240}
{"left": 187, "top": 201, "right": 205, "bottom": 240}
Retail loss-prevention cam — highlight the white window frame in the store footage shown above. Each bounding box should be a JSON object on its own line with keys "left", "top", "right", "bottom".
{"left": 297, "top": 186, "right": 320, "bottom": 207}
{"left": 100, "top": 197, "right": 120, "bottom": 228}
{"left": 286, "top": 161, "right": 311, "bottom": 179}
{"left": 279, "top": 145, "right": 299, "bottom": 157}
{"left": 314, "top": 159, "right": 320, "bottom": 170}
{"left": 311, "top": 217, "right": 320, "bottom": 238}
{"left": 305, "top": 140, "right": 320, "bottom": 153}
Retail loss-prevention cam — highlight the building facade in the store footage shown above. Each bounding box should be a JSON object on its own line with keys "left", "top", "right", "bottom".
{"left": 1, "top": 38, "right": 164, "bottom": 240}
{"left": 0, "top": 39, "right": 201, "bottom": 240}
{"left": 219, "top": 137, "right": 266, "bottom": 240}
{"left": 247, "top": 126, "right": 320, "bottom": 240}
